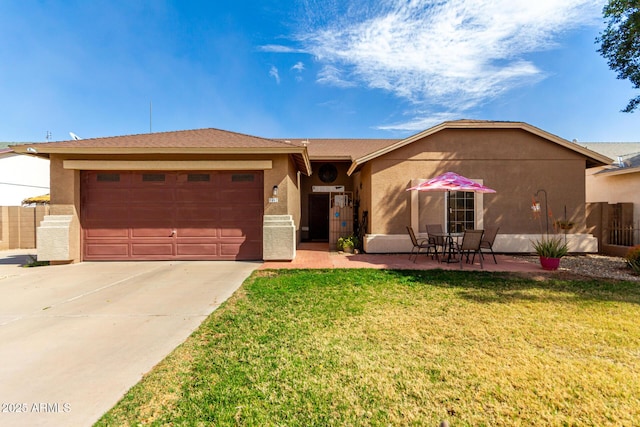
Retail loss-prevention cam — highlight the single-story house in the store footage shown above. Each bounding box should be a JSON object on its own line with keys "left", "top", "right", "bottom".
{"left": 0, "top": 146, "right": 50, "bottom": 206}
{"left": 10, "top": 120, "right": 611, "bottom": 263}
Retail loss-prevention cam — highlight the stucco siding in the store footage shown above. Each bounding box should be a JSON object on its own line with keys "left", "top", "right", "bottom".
{"left": 359, "top": 163, "right": 373, "bottom": 234}
{"left": 286, "top": 155, "right": 302, "bottom": 239}
{"left": 587, "top": 168, "right": 640, "bottom": 224}
{"left": 368, "top": 128, "right": 589, "bottom": 236}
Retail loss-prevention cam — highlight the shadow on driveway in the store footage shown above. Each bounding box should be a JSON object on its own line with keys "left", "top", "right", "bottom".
{"left": 0, "top": 253, "right": 33, "bottom": 266}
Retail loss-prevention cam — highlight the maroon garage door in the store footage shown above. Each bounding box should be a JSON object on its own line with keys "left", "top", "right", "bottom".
{"left": 81, "top": 171, "right": 263, "bottom": 261}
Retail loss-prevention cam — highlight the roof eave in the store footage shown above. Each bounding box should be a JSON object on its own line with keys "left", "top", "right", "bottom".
{"left": 10, "top": 145, "right": 313, "bottom": 175}
{"left": 294, "top": 152, "right": 312, "bottom": 176}
{"left": 517, "top": 123, "right": 612, "bottom": 168}
{"left": 7, "top": 146, "right": 50, "bottom": 159}
{"left": 12, "top": 146, "right": 304, "bottom": 154}
{"left": 309, "top": 156, "right": 353, "bottom": 161}
{"left": 596, "top": 165, "right": 640, "bottom": 176}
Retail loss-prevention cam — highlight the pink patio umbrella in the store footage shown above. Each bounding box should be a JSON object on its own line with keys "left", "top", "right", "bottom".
{"left": 406, "top": 171, "right": 496, "bottom": 232}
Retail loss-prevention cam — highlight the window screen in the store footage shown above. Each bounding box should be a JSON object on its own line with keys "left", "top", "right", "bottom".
{"left": 97, "top": 173, "right": 120, "bottom": 182}
{"left": 231, "top": 174, "right": 254, "bottom": 182}
{"left": 187, "top": 173, "right": 210, "bottom": 182}
{"left": 142, "top": 173, "right": 166, "bottom": 182}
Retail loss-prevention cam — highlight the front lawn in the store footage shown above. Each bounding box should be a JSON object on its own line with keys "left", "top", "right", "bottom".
{"left": 96, "top": 269, "right": 640, "bottom": 426}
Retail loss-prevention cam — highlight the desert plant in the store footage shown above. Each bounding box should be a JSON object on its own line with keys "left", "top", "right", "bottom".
{"left": 625, "top": 245, "right": 640, "bottom": 275}
{"left": 532, "top": 236, "right": 569, "bottom": 259}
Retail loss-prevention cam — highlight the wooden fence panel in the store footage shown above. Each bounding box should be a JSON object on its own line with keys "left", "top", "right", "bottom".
{"left": 0, "top": 205, "right": 49, "bottom": 250}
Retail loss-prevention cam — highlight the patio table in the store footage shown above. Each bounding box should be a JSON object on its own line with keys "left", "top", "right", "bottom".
{"left": 432, "top": 232, "right": 463, "bottom": 263}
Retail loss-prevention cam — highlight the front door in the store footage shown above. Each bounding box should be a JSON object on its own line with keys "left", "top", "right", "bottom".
{"left": 308, "top": 194, "right": 329, "bottom": 241}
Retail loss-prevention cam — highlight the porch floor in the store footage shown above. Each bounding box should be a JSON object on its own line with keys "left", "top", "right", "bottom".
{"left": 260, "top": 242, "right": 545, "bottom": 273}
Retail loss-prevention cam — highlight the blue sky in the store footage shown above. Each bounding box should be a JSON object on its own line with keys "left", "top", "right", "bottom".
{"left": 1, "top": 0, "right": 638, "bottom": 143}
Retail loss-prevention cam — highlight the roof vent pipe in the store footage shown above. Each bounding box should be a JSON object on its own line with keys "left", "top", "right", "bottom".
{"left": 617, "top": 156, "right": 625, "bottom": 167}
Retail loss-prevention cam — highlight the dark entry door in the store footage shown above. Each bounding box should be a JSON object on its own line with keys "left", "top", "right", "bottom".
{"left": 308, "top": 194, "right": 329, "bottom": 241}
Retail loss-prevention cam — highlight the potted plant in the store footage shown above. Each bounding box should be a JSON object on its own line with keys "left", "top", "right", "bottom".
{"left": 337, "top": 235, "right": 359, "bottom": 253}
{"left": 532, "top": 236, "right": 568, "bottom": 271}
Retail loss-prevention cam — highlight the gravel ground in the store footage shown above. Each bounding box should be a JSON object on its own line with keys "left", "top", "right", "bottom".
{"left": 515, "top": 254, "right": 640, "bottom": 282}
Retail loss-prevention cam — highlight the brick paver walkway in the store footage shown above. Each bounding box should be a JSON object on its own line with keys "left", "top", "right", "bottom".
{"left": 260, "top": 242, "right": 544, "bottom": 273}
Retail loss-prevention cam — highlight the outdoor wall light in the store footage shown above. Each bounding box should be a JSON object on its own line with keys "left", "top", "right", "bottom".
{"left": 272, "top": 185, "right": 279, "bottom": 197}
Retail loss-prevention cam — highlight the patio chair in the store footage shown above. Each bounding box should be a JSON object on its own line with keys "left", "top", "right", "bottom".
{"left": 406, "top": 226, "right": 439, "bottom": 263}
{"left": 426, "top": 224, "right": 446, "bottom": 254}
{"left": 454, "top": 229, "right": 484, "bottom": 269}
{"left": 480, "top": 226, "right": 499, "bottom": 264}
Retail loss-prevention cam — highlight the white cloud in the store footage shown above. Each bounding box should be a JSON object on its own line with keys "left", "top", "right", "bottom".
{"left": 269, "top": 66, "right": 280, "bottom": 84}
{"left": 375, "top": 112, "right": 463, "bottom": 132}
{"left": 291, "top": 61, "right": 305, "bottom": 72}
{"left": 292, "top": 0, "right": 604, "bottom": 130}
{"left": 317, "top": 65, "right": 356, "bottom": 87}
{"left": 258, "top": 44, "right": 306, "bottom": 53}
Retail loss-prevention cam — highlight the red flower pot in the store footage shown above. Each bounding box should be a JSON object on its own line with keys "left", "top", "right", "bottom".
{"left": 539, "top": 256, "right": 561, "bottom": 271}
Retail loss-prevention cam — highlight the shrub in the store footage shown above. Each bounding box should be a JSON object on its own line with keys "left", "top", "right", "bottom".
{"left": 625, "top": 245, "right": 640, "bottom": 275}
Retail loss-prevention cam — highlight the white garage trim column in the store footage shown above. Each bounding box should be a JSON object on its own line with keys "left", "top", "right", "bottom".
{"left": 263, "top": 215, "right": 296, "bottom": 261}
{"left": 37, "top": 215, "right": 74, "bottom": 262}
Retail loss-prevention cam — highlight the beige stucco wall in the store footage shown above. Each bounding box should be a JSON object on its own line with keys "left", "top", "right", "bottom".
{"left": 47, "top": 157, "right": 81, "bottom": 263}
{"left": 586, "top": 168, "right": 640, "bottom": 224}
{"left": 263, "top": 153, "right": 291, "bottom": 216}
{"left": 356, "top": 163, "right": 373, "bottom": 234}
{"left": 46, "top": 152, "right": 298, "bottom": 262}
{"left": 364, "top": 128, "right": 589, "bottom": 237}
{"left": 287, "top": 156, "right": 302, "bottom": 241}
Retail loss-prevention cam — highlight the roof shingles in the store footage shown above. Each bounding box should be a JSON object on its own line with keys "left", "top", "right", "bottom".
{"left": 282, "top": 138, "right": 399, "bottom": 161}
{"left": 11, "top": 128, "right": 305, "bottom": 150}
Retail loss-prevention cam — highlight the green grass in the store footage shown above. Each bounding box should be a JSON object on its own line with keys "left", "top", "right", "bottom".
{"left": 96, "top": 269, "right": 640, "bottom": 426}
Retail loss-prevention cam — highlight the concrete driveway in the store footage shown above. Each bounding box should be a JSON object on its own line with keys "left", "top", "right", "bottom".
{"left": 0, "top": 250, "right": 259, "bottom": 427}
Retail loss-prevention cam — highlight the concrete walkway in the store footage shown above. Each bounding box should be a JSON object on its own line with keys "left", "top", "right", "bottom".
{"left": 0, "top": 251, "right": 259, "bottom": 427}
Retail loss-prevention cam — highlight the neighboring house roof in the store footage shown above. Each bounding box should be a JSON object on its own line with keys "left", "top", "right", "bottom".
{"left": 347, "top": 120, "right": 612, "bottom": 175}
{"left": 595, "top": 152, "right": 640, "bottom": 177}
{"left": 10, "top": 128, "right": 312, "bottom": 176}
{"left": 578, "top": 142, "right": 640, "bottom": 159}
{"left": 22, "top": 193, "right": 50, "bottom": 205}
{"left": 0, "top": 147, "right": 50, "bottom": 206}
{"left": 0, "top": 148, "right": 19, "bottom": 158}
{"left": 580, "top": 142, "right": 640, "bottom": 177}
{"left": 282, "top": 138, "right": 399, "bottom": 161}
